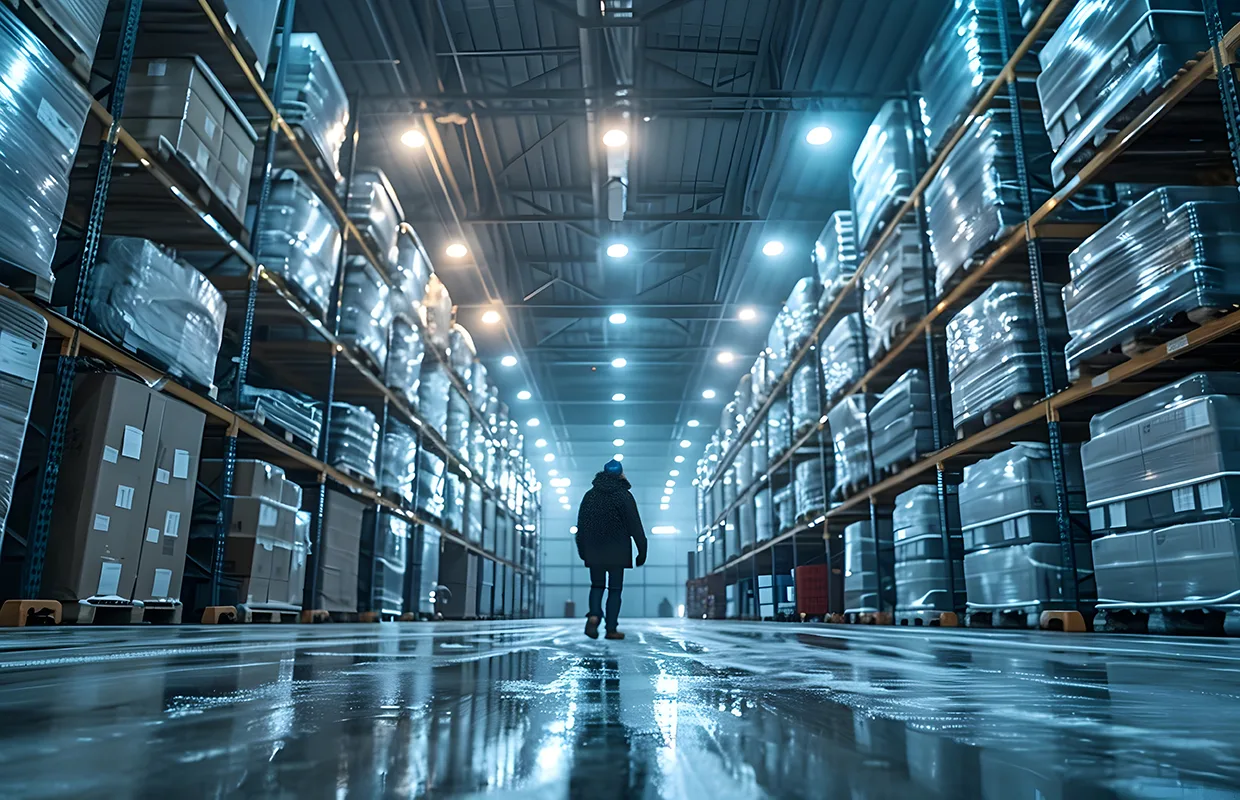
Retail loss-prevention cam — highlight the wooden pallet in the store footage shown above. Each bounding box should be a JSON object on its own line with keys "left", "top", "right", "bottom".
{"left": 839, "top": 611, "right": 894, "bottom": 625}
{"left": 245, "top": 408, "right": 318, "bottom": 452}
{"left": 0, "top": 599, "right": 62, "bottom": 627}
{"left": 0, "top": 258, "right": 53, "bottom": 303}
{"left": 895, "top": 611, "right": 959, "bottom": 628}
{"left": 1068, "top": 307, "right": 1233, "bottom": 383}
{"left": 1094, "top": 606, "right": 1240, "bottom": 637}
{"left": 955, "top": 392, "right": 1042, "bottom": 441}
{"left": 65, "top": 601, "right": 144, "bottom": 625}
{"left": 142, "top": 602, "right": 183, "bottom": 625}
{"left": 9, "top": 0, "right": 94, "bottom": 83}
{"left": 238, "top": 604, "right": 301, "bottom": 624}
{"left": 965, "top": 606, "right": 1088, "bottom": 632}
{"left": 335, "top": 463, "right": 378, "bottom": 488}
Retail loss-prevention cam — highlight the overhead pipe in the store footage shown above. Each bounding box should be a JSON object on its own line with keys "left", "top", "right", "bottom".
{"left": 579, "top": 0, "right": 635, "bottom": 230}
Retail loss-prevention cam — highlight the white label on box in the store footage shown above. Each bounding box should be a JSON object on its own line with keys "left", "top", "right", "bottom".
{"left": 1091, "top": 372, "right": 1109, "bottom": 388}
{"left": 1173, "top": 486, "right": 1196, "bottom": 513}
{"left": 195, "top": 140, "right": 210, "bottom": 171}
{"left": 259, "top": 504, "right": 278, "bottom": 528}
{"left": 237, "top": 152, "right": 248, "bottom": 174}
{"left": 146, "top": 527, "right": 160, "bottom": 543}
{"left": 173, "top": 450, "right": 191, "bottom": 479}
{"left": 37, "top": 98, "right": 78, "bottom": 154}
{"left": 1108, "top": 502, "right": 1126, "bottom": 528}
{"left": 115, "top": 485, "right": 135, "bottom": 510}
{"left": 1184, "top": 402, "right": 1210, "bottom": 431}
{"left": 156, "top": 468, "right": 170, "bottom": 485}
{"left": 93, "top": 514, "right": 110, "bottom": 532}
{"left": 122, "top": 426, "right": 143, "bottom": 459}
{"left": 1089, "top": 507, "right": 1105, "bottom": 531}
{"left": 1166, "top": 335, "right": 1190, "bottom": 355}
{"left": 164, "top": 510, "right": 181, "bottom": 538}
{"left": 102, "top": 446, "right": 119, "bottom": 464}
{"left": 0, "top": 331, "right": 40, "bottom": 382}
{"left": 152, "top": 568, "right": 172, "bottom": 599}
{"left": 1002, "top": 519, "right": 1016, "bottom": 541}
{"left": 204, "top": 114, "right": 217, "bottom": 140}
{"left": 96, "top": 562, "right": 121, "bottom": 596}
{"left": 147, "top": 60, "right": 167, "bottom": 77}
{"left": 1201, "top": 479, "right": 1224, "bottom": 510}
{"left": 228, "top": 183, "right": 241, "bottom": 207}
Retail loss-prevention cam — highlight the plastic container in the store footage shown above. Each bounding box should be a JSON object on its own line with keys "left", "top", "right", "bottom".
{"left": 869, "top": 369, "right": 935, "bottom": 473}
{"left": 844, "top": 518, "right": 895, "bottom": 614}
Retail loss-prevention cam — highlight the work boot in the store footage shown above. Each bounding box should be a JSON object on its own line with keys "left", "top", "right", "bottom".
{"left": 584, "top": 615, "right": 601, "bottom": 639}
{"left": 604, "top": 630, "right": 625, "bottom": 640}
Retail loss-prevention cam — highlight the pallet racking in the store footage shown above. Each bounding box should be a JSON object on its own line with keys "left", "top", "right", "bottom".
{"left": 693, "top": 0, "right": 1240, "bottom": 628}
{"left": 2, "top": 0, "right": 541, "bottom": 623}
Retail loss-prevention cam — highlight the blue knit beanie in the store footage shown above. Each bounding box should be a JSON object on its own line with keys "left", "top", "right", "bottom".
{"left": 603, "top": 459, "right": 623, "bottom": 475}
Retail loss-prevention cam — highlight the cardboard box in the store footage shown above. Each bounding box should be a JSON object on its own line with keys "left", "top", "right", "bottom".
{"left": 133, "top": 386, "right": 205, "bottom": 604}
{"left": 45, "top": 374, "right": 164, "bottom": 612}
{"left": 125, "top": 117, "right": 215, "bottom": 176}
{"left": 200, "top": 458, "right": 285, "bottom": 500}
{"left": 313, "top": 489, "right": 364, "bottom": 613}
{"left": 128, "top": 58, "right": 228, "bottom": 149}
{"left": 219, "top": 120, "right": 254, "bottom": 183}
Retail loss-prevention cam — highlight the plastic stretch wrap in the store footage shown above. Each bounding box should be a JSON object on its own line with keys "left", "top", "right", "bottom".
{"left": 422, "top": 275, "right": 453, "bottom": 353}
{"left": 734, "top": 374, "right": 753, "bottom": 421}
{"left": 416, "top": 361, "right": 451, "bottom": 437}
{"left": 467, "top": 483, "right": 483, "bottom": 542}
{"left": 863, "top": 223, "right": 924, "bottom": 362}
{"left": 720, "top": 400, "right": 739, "bottom": 441}
{"left": 1082, "top": 373, "right": 1240, "bottom": 535}
{"left": 1093, "top": 519, "right": 1240, "bottom": 607}
{"left": 965, "top": 541, "right": 1094, "bottom": 610}
{"left": 959, "top": 442, "right": 1089, "bottom": 553}
{"left": 470, "top": 361, "right": 489, "bottom": 410}
{"left": 448, "top": 325, "right": 476, "bottom": 384}
{"left": 917, "top": 0, "right": 1020, "bottom": 156}
{"left": 380, "top": 421, "right": 418, "bottom": 503}
{"left": 790, "top": 361, "right": 822, "bottom": 433}
{"left": 339, "top": 257, "right": 391, "bottom": 373}
{"left": 781, "top": 278, "right": 822, "bottom": 356}
{"left": 327, "top": 403, "right": 379, "bottom": 482}
{"left": 0, "top": 298, "right": 46, "bottom": 536}
{"left": 815, "top": 211, "right": 860, "bottom": 307}
{"left": 830, "top": 394, "right": 878, "bottom": 500}
{"left": 738, "top": 491, "right": 756, "bottom": 551}
{"left": 765, "top": 315, "right": 790, "bottom": 382}
{"left": 256, "top": 170, "right": 342, "bottom": 319}
{"left": 748, "top": 354, "right": 770, "bottom": 409}
{"left": 851, "top": 100, "right": 915, "bottom": 249}
{"left": 749, "top": 427, "right": 768, "bottom": 483}
{"left": 1019, "top": 0, "right": 1047, "bottom": 28}
{"left": 360, "top": 511, "right": 408, "bottom": 615}
{"left": 447, "top": 391, "right": 471, "bottom": 462}
{"left": 774, "top": 486, "right": 795, "bottom": 533}
{"left": 443, "top": 473, "right": 464, "bottom": 533}
{"left": 926, "top": 111, "right": 1057, "bottom": 296}
{"left": 39, "top": 0, "right": 108, "bottom": 60}
{"left": 239, "top": 386, "right": 322, "bottom": 449}
{"left": 795, "top": 458, "right": 827, "bottom": 519}
{"left": 1064, "top": 187, "right": 1240, "bottom": 373}
{"left": 392, "top": 226, "right": 430, "bottom": 309}
{"left": 385, "top": 314, "right": 424, "bottom": 406}
{"left": 1036, "top": 1, "right": 1237, "bottom": 185}
{"left": 0, "top": 7, "right": 92, "bottom": 294}
{"left": 946, "top": 281, "right": 1069, "bottom": 430}
{"left": 347, "top": 169, "right": 403, "bottom": 270}
{"left": 725, "top": 501, "right": 740, "bottom": 557}
{"left": 276, "top": 33, "right": 348, "bottom": 181}
{"left": 721, "top": 470, "right": 738, "bottom": 515}
{"left": 870, "top": 369, "right": 935, "bottom": 473}
{"left": 844, "top": 519, "right": 895, "bottom": 614}
{"left": 893, "top": 485, "right": 964, "bottom": 614}
{"left": 767, "top": 397, "right": 792, "bottom": 460}
{"left": 416, "top": 450, "right": 446, "bottom": 518}
{"left": 821, "top": 314, "right": 866, "bottom": 402}
{"left": 755, "top": 488, "right": 773, "bottom": 543}
{"left": 88, "top": 237, "right": 225, "bottom": 388}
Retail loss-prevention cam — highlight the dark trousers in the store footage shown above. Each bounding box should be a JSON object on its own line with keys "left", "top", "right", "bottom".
{"left": 587, "top": 566, "right": 625, "bottom": 631}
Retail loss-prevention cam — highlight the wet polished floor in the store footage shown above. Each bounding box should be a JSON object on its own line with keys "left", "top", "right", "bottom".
{"left": 1, "top": 620, "right": 1239, "bottom": 798}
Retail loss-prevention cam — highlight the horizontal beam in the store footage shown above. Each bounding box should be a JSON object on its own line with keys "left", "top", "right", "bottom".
{"left": 361, "top": 88, "right": 884, "bottom": 104}
{"left": 434, "top": 47, "right": 580, "bottom": 57}
{"left": 462, "top": 302, "right": 761, "bottom": 319}
{"left": 464, "top": 214, "right": 768, "bottom": 224}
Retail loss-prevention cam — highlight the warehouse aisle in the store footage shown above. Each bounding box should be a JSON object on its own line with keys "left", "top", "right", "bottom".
{"left": 0, "top": 621, "right": 1238, "bottom": 798}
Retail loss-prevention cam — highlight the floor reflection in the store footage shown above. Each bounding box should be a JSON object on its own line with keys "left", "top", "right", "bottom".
{"left": 0, "top": 622, "right": 1237, "bottom": 798}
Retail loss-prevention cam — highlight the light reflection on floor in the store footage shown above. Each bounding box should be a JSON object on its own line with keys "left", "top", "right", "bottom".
{"left": 0, "top": 620, "right": 1238, "bottom": 798}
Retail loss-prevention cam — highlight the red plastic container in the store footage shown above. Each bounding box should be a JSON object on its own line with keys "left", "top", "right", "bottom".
{"left": 795, "top": 564, "right": 830, "bottom": 617}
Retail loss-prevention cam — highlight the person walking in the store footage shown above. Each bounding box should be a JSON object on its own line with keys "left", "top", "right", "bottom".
{"left": 575, "top": 459, "right": 647, "bottom": 640}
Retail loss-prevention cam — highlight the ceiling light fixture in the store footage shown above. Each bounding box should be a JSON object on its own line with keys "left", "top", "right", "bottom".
{"left": 670, "top": 470, "right": 680, "bottom": 477}
{"left": 543, "top": 453, "right": 555, "bottom": 462}
{"left": 738, "top": 307, "right": 757, "bottom": 321}
{"left": 526, "top": 418, "right": 540, "bottom": 428}
{"left": 400, "top": 129, "right": 426, "bottom": 148}
{"left": 570, "top": 526, "right": 578, "bottom": 534}
{"left": 602, "top": 128, "right": 628, "bottom": 147}
{"left": 548, "top": 469, "right": 558, "bottom": 476}
{"left": 679, "top": 439, "right": 691, "bottom": 448}
{"left": 762, "top": 240, "right": 785, "bottom": 257}
{"left": 481, "top": 309, "right": 501, "bottom": 325}
{"left": 445, "top": 242, "right": 468, "bottom": 259}
{"left": 687, "top": 419, "right": 699, "bottom": 427}
{"left": 517, "top": 390, "right": 531, "bottom": 400}
{"left": 613, "top": 453, "right": 624, "bottom": 462}
{"left": 612, "top": 393, "right": 626, "bottom": 402}
{"left": 651, "top": 525, "right": 679, "bottom": 535}
{"left": 535, "top": 438, "right": 547, "bottom": 448}
{"left": 606, "top": 242, "right": 630, "bottom": 258}
{"left": 609, "top": 312, "right": 627, "bottom": 325}
{"left": 702, "top": 389, "right": 716, "bottom": 399}
{"left": 501, "top": 355, "right": 517, "bottom": 367}
{"left": 611, "top": 357, "right": 627, "bottom": 368}
{"left": 716, "top": 351, "right": 734, "bottom": 364}
{"left": 806, "top": 126, "right": 834, "bottom": 146}
{"left": 665, "top": 480, "right": 675, "bottom": 487}
{"left": 613, "top": 438, "right": 625, "bottom": 446}
{"left": 613, "top": 419, "right": 626, "bottom": 427}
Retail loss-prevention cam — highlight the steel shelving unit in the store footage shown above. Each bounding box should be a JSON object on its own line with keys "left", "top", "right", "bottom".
{"left": 694, "top": 0, "right": 1240, "bottom": 627}
{"left": 3, "top": 0, "right": 540, "bottom": 622}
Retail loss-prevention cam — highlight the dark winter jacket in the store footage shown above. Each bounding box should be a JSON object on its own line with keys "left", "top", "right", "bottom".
{"left": 575, "top": 472, "right": 648, "bottom": 569}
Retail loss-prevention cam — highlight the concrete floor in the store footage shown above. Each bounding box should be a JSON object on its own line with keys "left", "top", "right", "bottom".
{"left": 0, "top": 621, "right": 1238, "bottom": 798}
